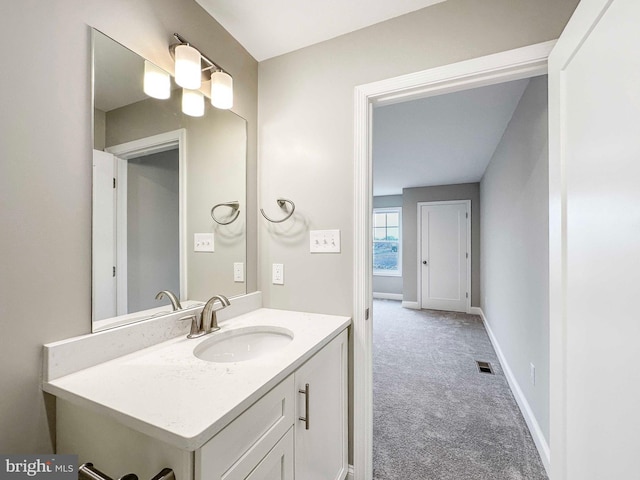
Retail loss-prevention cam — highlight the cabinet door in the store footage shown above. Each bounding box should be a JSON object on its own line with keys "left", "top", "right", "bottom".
{"left": 295, "top": 330, "right": 348, "bottom": 480}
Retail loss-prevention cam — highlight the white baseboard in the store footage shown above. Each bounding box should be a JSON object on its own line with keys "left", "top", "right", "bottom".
{"left": 373, "top": 292, "right": 403, "bottom": 300}
{"left": 467, "top": 306, "right": 482, "bottom": 315}
{"left": 401, "top": 300, "right": 420, "bottom": 309}
{"left": 346, "top": 464, "right": 354, "bottom": 480}
{"left": 478, "top": 308, "right": 550, "bottom": 475}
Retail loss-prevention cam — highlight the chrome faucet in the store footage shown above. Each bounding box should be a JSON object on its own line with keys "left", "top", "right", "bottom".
{"left": 180, "top": 294, "right": 230, "bottom": 339}
{"left": 155, "top": 290, "right": 182, "bottom": 311}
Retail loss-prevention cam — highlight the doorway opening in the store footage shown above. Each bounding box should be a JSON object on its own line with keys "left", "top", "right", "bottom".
{"left": 92, "top": 129, "right": 187, "bottom": 326}
{"left": 370, "top": 75, "right": 548, "bottom": 478}
{"left": 352, "top": 41, "right": 555, "bottom": 480}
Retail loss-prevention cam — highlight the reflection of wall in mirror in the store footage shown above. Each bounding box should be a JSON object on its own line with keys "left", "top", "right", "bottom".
{"left": 104, "top": 94, "right": 247, "bottom": 302}
{"left": 94, "top": 109, "right": 106, "bottom": 150}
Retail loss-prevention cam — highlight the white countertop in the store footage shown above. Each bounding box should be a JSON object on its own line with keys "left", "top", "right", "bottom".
{"left": 43, "top": 308, "right": 350, "bottom": 451}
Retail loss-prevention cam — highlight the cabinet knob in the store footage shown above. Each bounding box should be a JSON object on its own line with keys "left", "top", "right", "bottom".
{"left": 298, "top": 383, "right": 310, "bottom": 430}
{"left": 422, "top": 260, "right": 427, "bottom": 265}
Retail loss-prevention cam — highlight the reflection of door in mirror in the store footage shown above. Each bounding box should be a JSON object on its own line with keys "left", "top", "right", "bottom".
{"left": 92, "top": 146, "right": 181, "bottom": 321}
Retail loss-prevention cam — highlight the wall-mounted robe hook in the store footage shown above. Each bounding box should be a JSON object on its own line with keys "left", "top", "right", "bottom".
{"left": 211, "top": 201, "right": 240, "bottom": 225}
{"left": 260, "top": 198, "right": 295, "bottom": 223}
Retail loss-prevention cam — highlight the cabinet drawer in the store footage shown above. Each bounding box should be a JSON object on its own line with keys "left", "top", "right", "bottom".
{"left": 197, "top": 374, "right": 294, "bottom": 480}
{"left": 244, "top": 428, "right": 293, "bottom": 480}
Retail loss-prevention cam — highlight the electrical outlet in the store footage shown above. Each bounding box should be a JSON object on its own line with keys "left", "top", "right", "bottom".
{"left": 272, "top": 263, "right": 284, "bottom": 285}
{"left": 194, "top": 233, "right": 214, "bottom": 252}
{"left": 309, "top": 229, "right": 341, "bottom": 253}
{"left": 530, "top": 363, "right": 536, "bottom": 386}
{"left": 233, "top": 262, "right": 244, "bottom": 282}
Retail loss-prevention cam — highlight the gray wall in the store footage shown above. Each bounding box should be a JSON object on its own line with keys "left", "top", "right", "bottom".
{"left": 127, "top": 150, "right": 180, "bottom": 312}
{"left": 0, "top": 0, "right": 257, "bottom": 453}
{"left": 403, "top": 184, "right": 481, "bottom": 306}
{"left": 258, "top": 0, "right": 578, "bottom": 462}
{"left": 94, "top": 109, "right": 106, "bottom": 151}
{"left": 372, "top": 195, "right": 403, "bottom": 296}
{"left": 480, "top": 76, "right": 549, "bottom": 441}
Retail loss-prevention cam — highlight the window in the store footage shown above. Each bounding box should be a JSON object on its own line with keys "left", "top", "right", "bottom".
{"left": 373, "top": 207, "right": 402, "bottom": 276}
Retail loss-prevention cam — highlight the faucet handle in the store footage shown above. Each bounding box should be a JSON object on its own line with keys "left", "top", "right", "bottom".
{"left": 179, "top": 314, "right": 204, "bottom": 339}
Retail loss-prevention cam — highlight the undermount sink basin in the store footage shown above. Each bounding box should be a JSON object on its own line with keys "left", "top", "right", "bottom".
{"left": 193, "top": 326, "right": 294, "bottom": 363}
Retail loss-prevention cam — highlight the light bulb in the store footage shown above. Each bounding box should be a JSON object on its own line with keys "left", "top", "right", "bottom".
{"left": 174, "top": 44, "right": 201, "bottom": 90}
{"left": 143, "top": 61, "right": 170, "bottom": 99}
{"left": 210, "top": 71, "right": 233, "bottom": 109}
{"left": 182, "top": 88, "right": 204, "bottom": 117}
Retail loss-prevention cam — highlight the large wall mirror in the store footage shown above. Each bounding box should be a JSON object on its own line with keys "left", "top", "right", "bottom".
{"left": 92, "top": 29, "right": 247, "bottom": 331}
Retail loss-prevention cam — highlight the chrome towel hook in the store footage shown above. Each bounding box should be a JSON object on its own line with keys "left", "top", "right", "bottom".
{"left": 260, "top": 198, "right": 295, "bottom": 223}
{"left": 211, "top": 201, "right": 240, "bottom": 225}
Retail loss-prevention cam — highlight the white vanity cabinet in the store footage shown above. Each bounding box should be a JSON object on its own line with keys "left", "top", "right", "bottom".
{"left": 56, "top": 328, "right": 348, "bottom": 480}
{"left": 197, "top": 328, "right": 348, "bottom": 480}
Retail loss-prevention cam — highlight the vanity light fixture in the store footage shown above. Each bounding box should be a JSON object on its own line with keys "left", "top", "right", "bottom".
{"left": 210, "top": 70, "right": 233, "bottom": 109}
{"left": 174, "top": 44, "right": 202, "bottom": 90}
{"left": 182, "top": 88, "right": 205, "bottom": 117}
{"left": 143, "top": 60, "right": 171, "bottom": 99}
{"left": 170, "top": 33, "right": 234, "bottom": 112}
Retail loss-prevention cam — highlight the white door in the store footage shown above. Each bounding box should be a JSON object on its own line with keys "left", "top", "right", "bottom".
{"left": 420, "top": 202, "right": 468, "bottom": 312}
{"left": 549, "top": 1, "right": 640, "bottom": 479}
{"left": 92, "top": 149, "right": 116, "bottom": 320}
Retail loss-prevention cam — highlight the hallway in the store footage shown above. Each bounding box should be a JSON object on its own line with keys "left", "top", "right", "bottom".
{"left": 372, "top": 299, "right": 546, "bottom": 480}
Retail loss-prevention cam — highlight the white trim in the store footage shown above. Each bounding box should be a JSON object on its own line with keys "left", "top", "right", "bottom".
{"left": 353, "top": 41, "right": 554, "bottom": 480}
{"left": 478, "top": 308, "right": 551, "bottom": 475}
{"left": 401, "top": 301, "right": 420, "bottom": 310}
{"left": 416, "top": 200, "right": 471, "bottom": 313}
{"left": 467, "top": 306, "right": 482, "bottom": 316}
{"left": 116, "top": 156, "right": 128, "bottom": 315}
{"left": 346, "top": 465, "right": 354, "bottom": 480}
{"left": 372, "top": 292, "right": 403, "bottom": 301}
{"left": 106, "top": 129, "right": 188, "bottom": 302}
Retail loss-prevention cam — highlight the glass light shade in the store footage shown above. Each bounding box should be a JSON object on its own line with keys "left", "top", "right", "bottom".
{"left": 182, "top": 88, "right": 205, "bottom": 117}
{"left": 210, "top": 71, "right": 233, "bottom": 109}
{"left": 143, "top": 61, "right": 170, "bottom": 99}
{"left": 174, "top": 44, "right": 202, "bottom": 90}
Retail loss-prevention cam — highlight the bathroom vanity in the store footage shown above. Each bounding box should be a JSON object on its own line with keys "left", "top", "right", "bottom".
{"left": 43, "top": 299, "right": 350, "bottom": 480}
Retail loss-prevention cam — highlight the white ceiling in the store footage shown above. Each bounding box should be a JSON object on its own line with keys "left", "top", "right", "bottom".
{"left": 372, "top": 79, "right": 531, "bottom": 196}
{"left": 194, "top": 0, "right": 447, "bottom": 61}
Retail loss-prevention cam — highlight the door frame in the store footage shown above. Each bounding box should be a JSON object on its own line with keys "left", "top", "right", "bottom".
{"left": 417, "top": 200, "right": 471, "bottom": 313}
{"left": 106, "top": 129, "right": 187, "bottom": 308}
{"left": 352, "top": 41, "right": 554, "bottom": 480}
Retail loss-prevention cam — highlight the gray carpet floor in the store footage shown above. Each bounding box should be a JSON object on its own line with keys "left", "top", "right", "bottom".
{"left": 373, "top": 299, "right": 547, "bottom": 480}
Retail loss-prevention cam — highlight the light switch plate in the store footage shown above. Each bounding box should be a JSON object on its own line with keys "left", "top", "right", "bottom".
{"left": 272, "top": 263, "right": 284, "bottom": 285}
{"left": 310, "top": 229, "right": 341, "bottom": 253}
{"left": 194, "top": 233, "right": 214, "bottom": 252}
{"left": 233, "top": 262, "right": 244, "bottom": 282}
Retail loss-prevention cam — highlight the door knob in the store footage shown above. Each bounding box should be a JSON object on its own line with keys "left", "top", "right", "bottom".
{"left": 422, "top": 260, "right": 427, "bottom": 265}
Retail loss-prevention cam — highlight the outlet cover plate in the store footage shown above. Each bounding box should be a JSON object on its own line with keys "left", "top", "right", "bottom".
{"left": 194, "top": 233, "right": 214, "bottom": 252}
{"left": 233, "top": 262, "right": 244, "bottom": 282}
{"left": 272, "top": 263, "right": 284, "bottom": 285}
{"left": 310, "top": 229, "right": 341, "bottom": 253}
